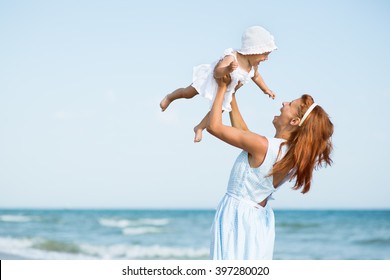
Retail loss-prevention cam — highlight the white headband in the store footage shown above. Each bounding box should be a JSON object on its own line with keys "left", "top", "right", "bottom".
{"left": 299, "top": 103, "right": 317, "bottom": 126}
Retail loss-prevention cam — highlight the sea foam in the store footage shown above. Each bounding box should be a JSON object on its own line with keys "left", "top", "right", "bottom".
{"left": 0, "top": 215, "right": 34, "bottom": 223}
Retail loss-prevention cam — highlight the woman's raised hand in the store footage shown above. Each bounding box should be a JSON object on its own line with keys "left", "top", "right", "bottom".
{"left": 215, "top": 74, "right": 232, "bottom": 89}
{"left": 227, "top": 61, "right": 239, "bottom": 73}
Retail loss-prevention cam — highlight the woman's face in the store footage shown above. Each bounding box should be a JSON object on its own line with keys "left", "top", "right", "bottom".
{"left": 273, "top": 98, "right": 302, "bottom": 128}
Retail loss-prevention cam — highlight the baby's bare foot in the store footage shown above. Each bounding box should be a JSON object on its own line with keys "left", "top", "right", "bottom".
{"left": 160, "top": 95, "right": 172, "bottom": 111}
{"left": 193, "top": 126, "right": 203, "bottom": 143}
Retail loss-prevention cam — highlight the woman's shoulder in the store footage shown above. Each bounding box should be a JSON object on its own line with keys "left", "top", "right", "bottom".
{"left": 265, "top": 137, "right": 288, "bottom": 161}
{"left": 243, "top": 134, "right": 268, "bottom": 168}
{"left": 263, "top": 136, "right": 286, "bottom": 154}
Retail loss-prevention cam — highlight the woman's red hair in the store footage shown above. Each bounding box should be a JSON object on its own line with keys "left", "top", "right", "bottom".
{"left": 271, "top": 94, "right": 334, "bottom": 193}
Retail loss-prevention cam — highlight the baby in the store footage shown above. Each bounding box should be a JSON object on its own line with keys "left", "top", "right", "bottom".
{"left": 160, "top": 26, "right": 277, "bottom": 142}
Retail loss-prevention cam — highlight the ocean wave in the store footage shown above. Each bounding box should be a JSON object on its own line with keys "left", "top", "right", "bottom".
{"left": 0, "top": 215, "right": 34, "bottom": 223}
{"left": 98, "top": 218, "right": 170, "bottom": 228}
{"left": 138, "top": 218, "right": 170, "bottom": 226}
{"left": 0, "top": 236, "right": 35, "bottom": 249}
{"left": 0, "top": 237, "right": 208, "bottom": 260}
{"left": 80, "top": 244, "right": 209, "bottom": 259}
{"left": 354, "top": 237, "right": 390, "bottom": 246}
{"left": 277, "top": 222, "right": 319, "bottom": 229}
{"left": 122, "top": 227, "right": 161, "bottom": 235}
{"left": 0, "top": 236, "right": 93, "bottom": 260}
{"left": 33, "top": 240, "right": 82, "bottom": 254}
{"left": 99, "top": 218, "right": 131, "bottom": 228}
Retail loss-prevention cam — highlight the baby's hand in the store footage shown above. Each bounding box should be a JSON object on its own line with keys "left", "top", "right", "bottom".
{"left": 263, "top": 89, "right": 276, "bottom": 99}
{"left": 227, "top": 61, "right": 238, "bottom": 73}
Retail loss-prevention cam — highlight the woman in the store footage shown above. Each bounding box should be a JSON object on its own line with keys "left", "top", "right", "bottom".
{"left": 206, "top": 75, "right": 333, "bottom": 259}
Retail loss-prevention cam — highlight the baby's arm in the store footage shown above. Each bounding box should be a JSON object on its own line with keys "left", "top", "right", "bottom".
{"left": 252, "top": 66, "right": 276, "bottom": 99}
{"left": 214, "top": 55, "right": 238, "bottom": 79}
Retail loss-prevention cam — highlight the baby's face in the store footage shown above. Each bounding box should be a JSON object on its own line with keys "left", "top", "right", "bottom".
{"left": 251, "top": 52, "right": 271, "bottom": 66}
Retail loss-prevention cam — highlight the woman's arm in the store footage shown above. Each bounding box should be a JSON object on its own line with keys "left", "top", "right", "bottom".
{"left": 229, "top": 93, "right": 249, "bottom": 132}
{"left": 207, "top": 76, "right": 268, "bottom": 165}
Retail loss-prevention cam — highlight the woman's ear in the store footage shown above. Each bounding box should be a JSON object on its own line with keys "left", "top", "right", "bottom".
{"left": 290, "top": 117, "right": 300, "bottom": 126}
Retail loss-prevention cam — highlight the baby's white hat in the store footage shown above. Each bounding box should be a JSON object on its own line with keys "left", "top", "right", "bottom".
{"left": 237, "top": 26, "right": 277, "bottom": 55}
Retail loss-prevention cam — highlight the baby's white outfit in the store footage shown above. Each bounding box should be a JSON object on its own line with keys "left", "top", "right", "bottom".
{"left": 191, "top": 48, "right": 255, "bottom": 112}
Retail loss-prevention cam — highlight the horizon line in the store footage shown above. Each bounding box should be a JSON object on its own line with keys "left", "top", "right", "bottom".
{"left": 0, "top": 207, "right": 389, "bottom": 211}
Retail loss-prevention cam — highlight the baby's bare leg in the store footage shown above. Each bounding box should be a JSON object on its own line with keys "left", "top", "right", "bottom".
{"left": 160, "top": 85, "right": 198, "bottom": 111}
{"left": 193, "top": 111, "right": 210, "bottom": 143}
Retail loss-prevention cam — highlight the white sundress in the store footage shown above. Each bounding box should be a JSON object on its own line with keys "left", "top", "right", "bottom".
{"left": 191, "top": 48, "right": 255, "bottom": 112}
{"left": 210, "top": 137, "right": 288, "bottom": 260}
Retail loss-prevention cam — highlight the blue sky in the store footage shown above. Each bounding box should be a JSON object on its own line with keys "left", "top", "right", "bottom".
{"left": 0, "top": 0, "right": 389, "bottom": 209}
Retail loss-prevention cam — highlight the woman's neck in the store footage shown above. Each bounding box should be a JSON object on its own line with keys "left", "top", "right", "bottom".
{"left": 274, "top": 130, "right": 290, "bottom": 141}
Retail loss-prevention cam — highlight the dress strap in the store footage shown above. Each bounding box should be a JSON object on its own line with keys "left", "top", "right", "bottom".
{"left": 231, "top": 53, "right": 238, "bottom": 62}
{"left": 222, "top": 48, "right": 237, "bottom": 62}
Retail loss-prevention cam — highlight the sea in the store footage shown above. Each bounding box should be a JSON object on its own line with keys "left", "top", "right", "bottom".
{"left": 0, "top": 209, "right": 389, "bottom": 260}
